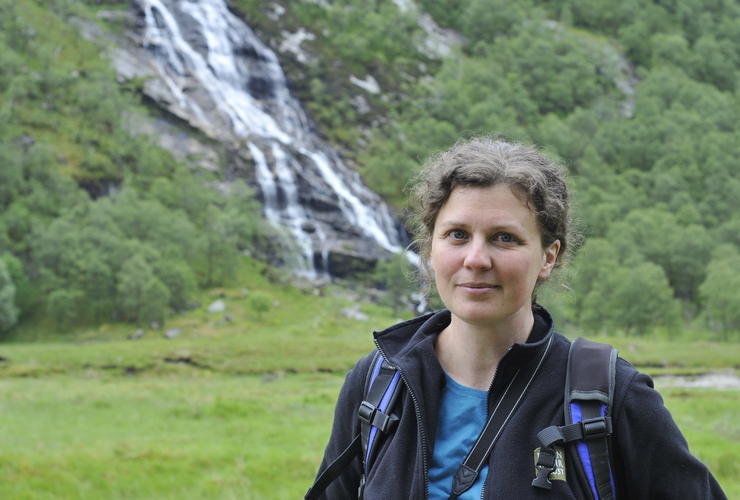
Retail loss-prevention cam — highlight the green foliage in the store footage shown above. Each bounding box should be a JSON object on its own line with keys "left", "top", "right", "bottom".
{"left": 417, "top": 0, "right": 468, "bottom": 29}
{"left": 154, "top": 259, "right": 197, "bottom": 312}
{"left": 2, "top": 0, "right": 740, "bottom": 339}
{"left": 25, "top": 180, "right": 269, "bottom": 327}
{"left": 324, "top": 0, "right": 420, "bottom": 69}
{"left": 0, "top": 252, "right": 33, "bottom": 318}
{"left": 324, "top": 0, "right": 740, "bottom": 337}
{"left": 117, "top": 255, "right": 157, "bottom": 324}
{"left": 374, "top": 252, "right": 417, "bottom": 314}
{"left": 606, "top": 208, "right": 712, "bottom": 301}
{"left": 248, "top": 291, "right": 272, "bottom": 319}
{"left": 139, "top": 276, "right": 171, "bottom": 327}
{"left": 572, "top": 238, "right": 682, "bottom": 335}
{"left": 579, "top": 262, "right": 681, "bottom": 336}
{"left": 0, "top": 0, "right": 275, "bottom": 330}
{"left": 459, "top": 0, "right": 531, "bottom": 44}
{"left": 46, "top": 288, "right": 82, "bottom": 330}
{"left": 0, "top": 258, "right": 18, "bottom": 332}
{"left": 699, "top": 245, "right": 740, "bottom": 338}
{"left": 565, "top": 0, "right": 640, "bottom": 35}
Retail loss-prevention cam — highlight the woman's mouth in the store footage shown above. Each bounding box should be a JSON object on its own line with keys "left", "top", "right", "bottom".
{"left": 458, "top": 282, "right": 497, "bottom": 295}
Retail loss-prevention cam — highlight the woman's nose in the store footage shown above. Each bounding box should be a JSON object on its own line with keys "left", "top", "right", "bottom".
{"left": 463, "top": 238, "right": 492, "bottom": 270}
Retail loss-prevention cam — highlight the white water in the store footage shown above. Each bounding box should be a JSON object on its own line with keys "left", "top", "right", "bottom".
{"left": 140, "top": 0, "right": 403, "bottom": 277}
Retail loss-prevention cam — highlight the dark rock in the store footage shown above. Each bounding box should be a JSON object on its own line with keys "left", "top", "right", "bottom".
{"left": 328, "top": 246, "right": 378, "bottom": 279}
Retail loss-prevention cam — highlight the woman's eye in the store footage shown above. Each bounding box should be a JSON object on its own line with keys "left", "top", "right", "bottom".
{"left": 450, "top": 229, "right": 466, "bottom": 239}
{"left": 498, "top": 233, "right": 515, "bottom": 243}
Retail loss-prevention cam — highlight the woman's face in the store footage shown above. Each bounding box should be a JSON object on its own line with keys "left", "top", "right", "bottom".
{"left": 430, "top": 184, "right": 560, "bottom": 330}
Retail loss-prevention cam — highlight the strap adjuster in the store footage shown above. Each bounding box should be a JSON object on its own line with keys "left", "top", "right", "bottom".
{"left": 582, "top": 417, "right": 609, "bottom": 439}
{"left": 358, "top": 401, "right": 398, "bottom": 433}
{"left": 358, "top": 401, "right": 376, "bottom": 425}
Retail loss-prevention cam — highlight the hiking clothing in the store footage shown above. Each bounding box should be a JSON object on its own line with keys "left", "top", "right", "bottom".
{"left": 311, "top": 307, "right": 728, "bottom": 499}
{"left": 428, "top": 371, "right": 489, "bottom": 499}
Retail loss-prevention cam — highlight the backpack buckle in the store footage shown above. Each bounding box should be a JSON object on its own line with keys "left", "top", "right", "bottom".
{"left": 358, "top": 401, "right": 399, "bottom": 433}
{"left": 358, "top": 401, "right": 377, "bottom": 425}
{"left": 582, "top": 416, "right": 609, "bottom": 439}
{"left": 532, "top": 447, "right": 555, "bottom": 490}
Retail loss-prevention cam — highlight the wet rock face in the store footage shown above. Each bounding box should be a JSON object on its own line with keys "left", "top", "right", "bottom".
{"left": 326, "top": 244, "right": 379, "bottom": 279}
{"left": 109, "top": 0, "right": 408, "bottom": 279}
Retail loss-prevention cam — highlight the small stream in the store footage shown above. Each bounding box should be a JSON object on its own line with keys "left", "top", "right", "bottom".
{"left": 653, "top": 372, "right": 740, "bottom": 390}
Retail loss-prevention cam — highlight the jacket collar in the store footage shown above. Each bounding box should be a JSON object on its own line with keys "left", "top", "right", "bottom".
{"left": 373, "top": 305, "right": 555, "bottom": 370}
{"left": 372, "top": 306, "right": 556, "bottom": 454}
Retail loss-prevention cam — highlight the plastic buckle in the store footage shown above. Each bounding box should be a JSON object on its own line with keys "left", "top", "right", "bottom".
{"left": 358, "top": 401, "right": 377, "bottom": 425}
{"left": 532, "top": 464, "right": 554, "bottom": 490}
{"left": 532, "top": 448, "right": 555, "bottom": 490}
{"left": 582, "top": 417, "right": 608, "bottom": 439}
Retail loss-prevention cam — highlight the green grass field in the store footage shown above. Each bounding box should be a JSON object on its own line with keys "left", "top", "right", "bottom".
{"left": 0, "top": 263, "right": 738, "bottom": 499}
{"left": 0, "top": 371, "right": 340, "bottom": 499}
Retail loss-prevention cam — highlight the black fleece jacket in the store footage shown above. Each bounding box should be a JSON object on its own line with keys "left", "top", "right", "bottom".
{"left": 312, "top": 307, "right": 727, "bottom": 499}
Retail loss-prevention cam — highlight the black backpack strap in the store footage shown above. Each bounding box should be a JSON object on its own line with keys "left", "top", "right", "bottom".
{"left": 533, "top": 337, "right": 618, "bottom": 500}
{"left": 304, "top": 434, "right": 362, "bottom": 500}
{"left": 305, "top": 350, "right": 402, "bottom": 500}
{"left": 448, "top": 333, "right": 554, "bottom": 500}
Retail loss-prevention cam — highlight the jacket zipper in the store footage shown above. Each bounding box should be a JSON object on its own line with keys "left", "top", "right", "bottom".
{"left": 374, "top": 339, "right": 431, "bottom": 500}
{"left": 479, "top": 351, "right": 503, "bottom": 500}
{"left": 478, "top": 335, "right": 553, "bottom": 499}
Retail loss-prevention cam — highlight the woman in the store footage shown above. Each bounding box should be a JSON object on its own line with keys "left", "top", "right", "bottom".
{"left": 309, "top": 137, "right": 727, "bottom": 499}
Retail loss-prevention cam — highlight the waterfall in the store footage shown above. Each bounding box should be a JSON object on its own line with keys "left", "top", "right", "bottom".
{"left": 137, "top": 0, "right": 405, "bottom": 278}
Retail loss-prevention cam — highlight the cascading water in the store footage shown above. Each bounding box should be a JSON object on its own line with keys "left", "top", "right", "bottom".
{"left": 136, "top": 0, "right": 406, "bottom": 278}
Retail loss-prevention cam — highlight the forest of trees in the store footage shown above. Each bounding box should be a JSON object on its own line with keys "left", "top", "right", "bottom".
{"left": 1, "top": 0, "right": 739, "bottom": 338}
{"left": 238, "top": 0, "right": 740, "bottom": 337}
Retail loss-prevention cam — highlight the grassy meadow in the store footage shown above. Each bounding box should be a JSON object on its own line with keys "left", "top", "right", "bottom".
{"left": 0, "top": 260, "right": 738, "bottom": 499}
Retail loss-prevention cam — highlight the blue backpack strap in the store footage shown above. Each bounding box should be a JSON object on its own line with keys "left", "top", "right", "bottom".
{"left": 305, "top": 350, "right": 402, "bottom": 500}
{"left": 534, "top": 338, "right": 618, "bottom": 500}
{"left": 359, "top": 349, "right": 403, "bottom": 474}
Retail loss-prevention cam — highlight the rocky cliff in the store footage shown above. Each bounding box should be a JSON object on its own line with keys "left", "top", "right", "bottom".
{"left": 84, "top": 0, "right": 415, "bottom": 280}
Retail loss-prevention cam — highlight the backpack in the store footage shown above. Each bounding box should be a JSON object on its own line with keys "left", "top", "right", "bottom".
{"left": 533, "top": 337, "right": 618, "bottom": 500}
{"left": 305, "top": 337, "right": 618, "bottom": 500}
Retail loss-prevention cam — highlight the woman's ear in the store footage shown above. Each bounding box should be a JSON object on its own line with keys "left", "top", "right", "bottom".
{"left": 538, "top": 240, "right": 561, "bottom": 280}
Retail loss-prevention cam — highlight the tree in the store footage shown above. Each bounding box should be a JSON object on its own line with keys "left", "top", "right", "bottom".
{"left": 77, "top": 253, "right": 116, "bottom": 321}
{"left": 1, "top": 252, "right": 33, "bottom": 318}
{"left": 117, "top": 255, "right": 155, "bottom": 323}
{"left": 606, "top": 208, "right": 712, "bottom": 301}
{"left": 579, "top": 259, "right": 681, "bottom": 336}
{"left": 139, "top": 277, "right": 171, "bottom": 327}
{"left": 374, "top": 252, "right": 417, "bottom": 314}
{"left": 154, "top": 259, "right": 196, "bottom": 312}
{"left": 0, "top": 258, "right": 18, "bottom": 332}
{"left": 608, "top": 262, "right": 682, "bottom": 335}
{"left": 249, "top": 291, "right": 271, "bottom": 319}
{"left": 46, "top": 289, "right": 82, "bottom": 331}
{"left": 699, "top": 244, "right": 740, "bottom": 338}
{"left": 460, "top": 0, "right": 530, "bottom": 44}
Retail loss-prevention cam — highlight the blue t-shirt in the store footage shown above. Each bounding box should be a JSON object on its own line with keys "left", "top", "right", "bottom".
{"left": 428, "top": 372, "right": 490, "bottom": 500}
